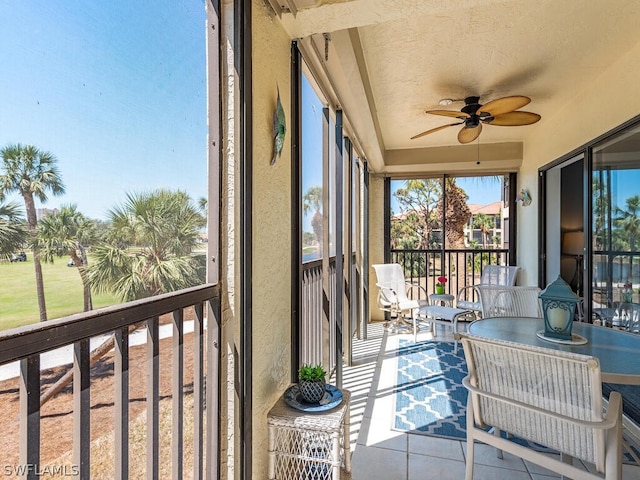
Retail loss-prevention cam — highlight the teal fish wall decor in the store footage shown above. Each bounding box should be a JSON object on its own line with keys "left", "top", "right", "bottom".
{"left": 272, "top": 86, "right": 286, "bottom": 165}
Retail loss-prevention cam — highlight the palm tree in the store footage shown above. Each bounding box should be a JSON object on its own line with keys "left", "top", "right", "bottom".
{"left": 0, "top": 144, "right": 65, "bottom": 322}
{"left": 473, "top": 212, "right": 494, "bottom": 248}
{"left": 34, "top": 205, "right": 97, "bottom": 311}
{"left": 614, "top": 195, "right": 640, "bottom": 283}
{"left": 41, "top": 190, "right": 205, "bottom": 406}
{"left": 303, "top": 185, "right": 323, "bottom": 250}
{"left": 88, "top": 189, "right": 205, "bottom": 301}
{"left": 437, "top": 178, "right": 471, "bottom": 249}
{"left": 614, "top": 195, "right": 640, "bottom": 252}
{"left": 0, "top": 201, "right": 28, "bottom": 259}
{"left": 592, "top": 174, "right": 610, "bottom": 250}
{"left": 198, "top": 196, "right": 207, "bottom": 213}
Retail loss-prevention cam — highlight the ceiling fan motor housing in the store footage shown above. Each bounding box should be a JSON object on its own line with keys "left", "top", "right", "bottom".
{"left": 461, "top": 96, "right": 491, "bottom": 127}
{"left": 461, "top": 96, "right": 481, "bottom": 115}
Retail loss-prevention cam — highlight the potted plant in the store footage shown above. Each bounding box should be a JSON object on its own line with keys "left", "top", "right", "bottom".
{"left": 298, "top": 363, "right": 327, "bottom": 404}
{"left": 436, "top": 276, "right": 447, "bottom": 294}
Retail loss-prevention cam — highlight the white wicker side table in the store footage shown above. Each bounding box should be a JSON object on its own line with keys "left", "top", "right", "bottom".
{"left": 267, "top": 387, "right": 351, "bottom": 480}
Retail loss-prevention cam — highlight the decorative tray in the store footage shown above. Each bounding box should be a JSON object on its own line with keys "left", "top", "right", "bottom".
{"left": 536, "top": 330, "right": 588, "bottom": 345}
{"left": 284, "top": 384, "right": 343, "bottom": 412}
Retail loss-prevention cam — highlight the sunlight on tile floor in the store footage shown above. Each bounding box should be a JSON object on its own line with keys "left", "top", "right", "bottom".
{"left": 343, "top": 321, "right": 640, "bottom": 480}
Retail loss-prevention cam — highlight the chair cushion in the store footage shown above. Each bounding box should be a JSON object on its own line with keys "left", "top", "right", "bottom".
{"left": 457, "top": 300, "right": 481, "bottom": 311}
{"left": 397, "top": 299, "right": 427, "bottom": 311}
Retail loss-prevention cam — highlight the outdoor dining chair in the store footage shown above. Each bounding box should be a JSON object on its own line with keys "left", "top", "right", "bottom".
{"left": 458, "top": 332, "right": 623, "bottom": 480}
{"left": 456, "top": 265, "right": 520, "bottom": 318}
{"left": 372, "top": 263, "right": 428, "bottom": 333}
{"left": 482, "top": 286, "right": 542, "bottom": 318}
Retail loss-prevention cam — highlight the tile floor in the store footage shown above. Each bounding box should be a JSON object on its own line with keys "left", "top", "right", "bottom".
{"left": 343, "top": 321, "right": 640, "bottom": 480}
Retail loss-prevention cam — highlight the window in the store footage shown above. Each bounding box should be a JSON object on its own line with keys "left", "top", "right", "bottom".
{"left": 592, "top": 124, "right": 640, "bottom": 313}
{"left": 301, "top": 73, "right": 325, "bottom": 262}
{"left": 0, "top": 2, "right": 207, "bottom": 328}
{"left": 390, "top": 175, "right": 506, "bottom": 250}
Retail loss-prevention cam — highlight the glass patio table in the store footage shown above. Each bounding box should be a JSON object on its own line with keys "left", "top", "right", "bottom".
{"left": 468, "top": 317, "right": 640, "bottom": 385}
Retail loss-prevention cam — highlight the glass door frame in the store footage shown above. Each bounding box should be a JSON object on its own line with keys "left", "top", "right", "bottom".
{"left": 539, "top": 113, "right": 640, "bottom": 323}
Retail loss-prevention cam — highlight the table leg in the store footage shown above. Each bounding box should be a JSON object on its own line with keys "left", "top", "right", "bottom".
{"left": 331, "top": 430, "right": 340, "bottom": 480}
{"left": 267, "top": 425, "right": 275, "bottom": 480}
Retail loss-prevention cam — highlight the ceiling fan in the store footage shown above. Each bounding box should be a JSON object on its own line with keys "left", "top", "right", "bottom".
{"left": 411, "top": 95, "right": 541, "bottom": 144}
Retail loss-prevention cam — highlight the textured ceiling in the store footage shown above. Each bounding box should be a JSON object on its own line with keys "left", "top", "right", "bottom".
{"left": 278, "top": 0, "right": 640, "bottom": 172}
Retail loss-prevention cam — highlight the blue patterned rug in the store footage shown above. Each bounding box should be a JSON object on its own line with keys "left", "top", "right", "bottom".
{"left": 393, "top": 339, "right": 640, "bottom": 465}
{"left": 393, "top": 340, "right": 468, "bottom": 439}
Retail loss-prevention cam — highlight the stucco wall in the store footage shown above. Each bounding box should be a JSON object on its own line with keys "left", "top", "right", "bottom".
{"left": 518, "top": 40, "right": 640, "bottom": 286}
{"left": 251, "top": 0, "right": 293, "bottom": 477}
{"left": 368, "top": 175, "right": 386, "bottom": 321}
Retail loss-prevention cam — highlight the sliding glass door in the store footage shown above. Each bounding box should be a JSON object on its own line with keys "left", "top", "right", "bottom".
{"left": 541, "top": 115, "right": 640, "bottom": 325}
{"left": 543, "top": 154, "right": 584, "bottom": 292}
{"left": 592, "top": 124, "right": 640, "bottom": 325}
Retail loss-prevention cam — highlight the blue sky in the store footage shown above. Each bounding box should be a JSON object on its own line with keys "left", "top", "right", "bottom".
{"left": 0, "top": 1, "right": 207, "bottom": 220}
{"left": 301, "top": 75, "right": 326, "bottom": 233}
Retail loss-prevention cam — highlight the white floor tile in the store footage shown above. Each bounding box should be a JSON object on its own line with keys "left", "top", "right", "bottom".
{"left": 345, "top": 323, "right": 640, "bottom": 480}
{"left": 622, "top": 464, "right": 640, "bottom": 480}
{"left": 409, "top": 452, "right": 533, "bottom": 480}
{"left": 351, "top": 445, "right": 407, "bottom": 480}
{"left": 461, "top": 441, "right": 528, "bottom": 472}
{"left": 408, "top": 434, "right": 464, "bottom": 462}
{"left": 522, "top": 454, "right": 586, "bottom": 477}
{"left": 357, "top": 417, "right": 407, "bottom": 451}
{"left": 408, "top": 453, "right": 466, "bottom": 480}
{"left": 580, "top": 457, "right": 640, "bottom": 480}
{"left": 467, "top": 462, "right": 534, "bottom": 480}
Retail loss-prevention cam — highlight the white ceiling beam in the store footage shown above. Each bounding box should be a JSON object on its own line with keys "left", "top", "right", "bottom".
{"left": 279, "top": 0, "right": 507, "bottom": 38}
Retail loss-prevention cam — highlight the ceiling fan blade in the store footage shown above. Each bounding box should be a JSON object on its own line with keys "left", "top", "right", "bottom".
{"left": 488, "top": 111, "right": 541, "bottom": 126}
{"left": 425, "top": 109, "right": 470, "bottom": 119}
{"left": 458, "top": 123, "right": 482, "bottom": 144}
{"left": 478, "top": 95, "right": 531, "bottom": 116}
{"left": 410, "top": 122, "right": 462, "bottom": 140}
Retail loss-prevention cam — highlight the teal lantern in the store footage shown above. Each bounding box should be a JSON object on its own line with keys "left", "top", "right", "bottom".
{"left": 539, "top": 276, "right": 580, "bottom": 340}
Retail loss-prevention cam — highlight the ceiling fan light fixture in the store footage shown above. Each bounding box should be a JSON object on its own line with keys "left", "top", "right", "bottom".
{"left": 438, "top": 98, "right": 453, "bottom": 106}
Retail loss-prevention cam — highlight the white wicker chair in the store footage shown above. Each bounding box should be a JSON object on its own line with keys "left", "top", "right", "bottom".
{"left": 456, "top": 265, "right": 520, "bottom": 317}
{"left": 482, "top": 286, "right": 542, "bottom": 318}
{"left": 458, "top": 333, "right": 623, "bottom": 480}
{"left": 372, "top": 263, "right": 427, "bottom": 331}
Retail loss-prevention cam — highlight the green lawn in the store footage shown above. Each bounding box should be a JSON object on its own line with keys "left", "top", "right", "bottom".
{"left": 0, "top": 257, "right": 119, "bottom": 330}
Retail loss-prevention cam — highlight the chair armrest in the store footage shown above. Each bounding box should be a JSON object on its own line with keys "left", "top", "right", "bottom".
{"left": 375, "top": 282, "right": 398, "bottom": 295}
{"left": 406, "top": 282, "right": 428, "bottom": 300}
{"left": 604, "top": 391, "right": 623, "bottom": 428}
{"left": 375, "top": 283, "right": 400, "bottom": 312}
{"left": 457, "top": 285, "right": 479, "bottom": 302}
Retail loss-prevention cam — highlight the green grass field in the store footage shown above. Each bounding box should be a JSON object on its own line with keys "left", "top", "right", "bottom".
{"left": 0, "top": 257, "right": 119, "bottom": 330}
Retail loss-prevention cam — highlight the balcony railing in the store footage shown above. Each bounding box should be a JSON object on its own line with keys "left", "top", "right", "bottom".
{"left": 391, "top": 248, "right": 511, "bottom": 299}
{"left": 298, "top": 249, "right": 509, "bottom": 374}
{"left": 593, "top": 249, "right": 640, "bottom": 305}
{"left": 0, "top": 284, "right": 219, "bottom": 480}
{"left": 300, "top": 257, "right": 337, "bottom": 374}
